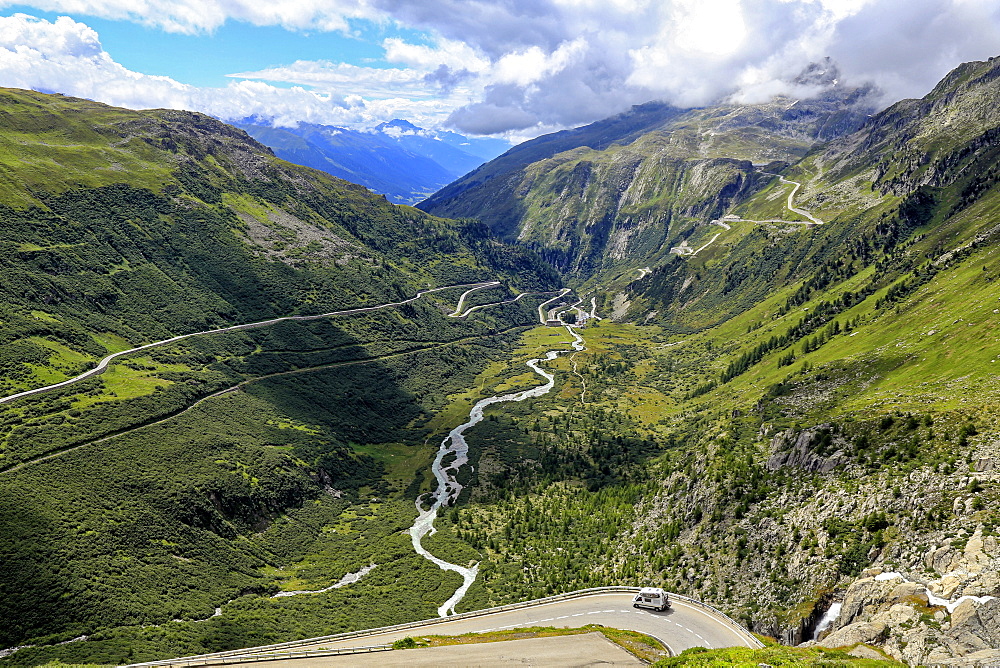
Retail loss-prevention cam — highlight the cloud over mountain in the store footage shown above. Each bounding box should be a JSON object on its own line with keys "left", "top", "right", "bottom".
{"left": 2, "top": 0, "right": 1000, "bottom": 138}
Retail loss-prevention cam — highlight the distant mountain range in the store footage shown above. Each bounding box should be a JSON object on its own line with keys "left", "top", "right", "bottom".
{"left": 235, "top": 118, "right": 510, "bottom": 205}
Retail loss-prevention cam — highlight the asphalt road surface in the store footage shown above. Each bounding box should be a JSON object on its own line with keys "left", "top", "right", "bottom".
{"left": 285, "top": 591, "right": 753, "bottom": 655}
{"left": 133, "top": 590, "right": 758, "bottom": 667}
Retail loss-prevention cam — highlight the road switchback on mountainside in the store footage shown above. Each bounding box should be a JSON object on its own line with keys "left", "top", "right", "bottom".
{"left": 132, "top": 589, "right": 761, "bottom": 667}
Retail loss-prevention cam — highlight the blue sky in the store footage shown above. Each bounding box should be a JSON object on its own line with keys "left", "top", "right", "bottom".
{"left": 4, "top": 4, "right": 430, "bottom": 87}
{"left": 0, "top": 1, "right": 999, "bottom": 140}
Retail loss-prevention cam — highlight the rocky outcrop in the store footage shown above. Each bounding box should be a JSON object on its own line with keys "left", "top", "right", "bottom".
{"left": 767, "top": 424, "right": 849, "bottom": 473}
{"left": 812, "top": 529, "right": 1000, "bottom": 665}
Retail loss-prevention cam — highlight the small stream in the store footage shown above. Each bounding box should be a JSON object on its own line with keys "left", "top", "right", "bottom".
{"left": 271, "top": 563, "right": 378, "bottom": 598}
{"left": 408, "top": 325, "right": 585, "bottom": 617}
{"left": 875, "top": 572, "right": 996, "bottom": 613}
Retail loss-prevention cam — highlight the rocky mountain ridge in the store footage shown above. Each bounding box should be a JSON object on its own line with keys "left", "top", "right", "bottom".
{"left": 814, "top": 532, "right": 1000, "bottom": 666}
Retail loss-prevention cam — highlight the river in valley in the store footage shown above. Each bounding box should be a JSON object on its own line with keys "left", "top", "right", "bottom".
{"left": 408, "top": 325, "right": 585, "bottom": 616}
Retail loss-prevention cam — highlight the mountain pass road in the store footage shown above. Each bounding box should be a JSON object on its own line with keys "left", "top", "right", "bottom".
{"left": 133, "top": 591, "right": 757, "bottom": 667}
{"left": 280, "top": 591, "right": 756, "bottom": 655}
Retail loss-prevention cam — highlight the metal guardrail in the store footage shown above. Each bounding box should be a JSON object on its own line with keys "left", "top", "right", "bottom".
{"left": 666, "top": 591, "right": 764, "bottom": 649}
{"left": 127, "top": 586, "right": 762, "bottom": 667}
{"left": 147, "top": 644, "right": 391, "bottom": 667}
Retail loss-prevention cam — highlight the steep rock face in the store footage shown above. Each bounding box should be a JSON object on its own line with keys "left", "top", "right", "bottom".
{"left": 767, "top": 424, "right": 851, "bottom": 473}
{"left": 512, "top": 149, "right": 761, "bottom": 274}
{"left": 813, "top": 532, "right": 1000, "bottom": 665}
{"left": 801, "top": 57, "right": 1000, "bottom": 212}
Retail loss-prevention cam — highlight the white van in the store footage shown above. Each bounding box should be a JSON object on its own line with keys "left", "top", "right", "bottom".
{"left": 633, "top": 587, "right": 670, "bottom": 611}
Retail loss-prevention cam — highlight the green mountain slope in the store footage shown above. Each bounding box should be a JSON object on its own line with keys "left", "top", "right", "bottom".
{"left": 603, "top": 60, "right": 1000, "bottom": 662}
{"left": 0, "top": 88, "right": 560, "bottom": 664}
{"left": 419, "top": 88, "right": 873, "bottom": 278}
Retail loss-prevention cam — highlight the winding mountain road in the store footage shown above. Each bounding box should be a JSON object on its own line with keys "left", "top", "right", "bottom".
{"left": 449, "top": 287, "right": 566, "bottom": 321}
{"left": 769, "top": 174, "right": 824, "bottom": 225}
{"left": 537, "top": 288, "right": 572, "bottom": 323}
{"left": 0, "top": 326, "right": 538, "bottom": 477}
{"left": 447, "top": 281, "right": 502, "bottom": 316}
{"left": 669, "top": 233, "right": 722, "bottom": 257}
{"left": 131, "top": 588, "right": 761, "bottom": 667}
{"left": 670, "top": 172, "right": 823, "bottom": 258}
{"left": 0, "top": 282, "right": 502, "bottom": 406}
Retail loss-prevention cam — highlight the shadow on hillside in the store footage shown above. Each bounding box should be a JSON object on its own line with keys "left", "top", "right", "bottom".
{"left": 0, "top": 310, "right": 471, "bottom": 650}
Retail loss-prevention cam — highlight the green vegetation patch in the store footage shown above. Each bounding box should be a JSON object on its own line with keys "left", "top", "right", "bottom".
{"left": 654, "top": 643, "right": 900, "bottom": 666}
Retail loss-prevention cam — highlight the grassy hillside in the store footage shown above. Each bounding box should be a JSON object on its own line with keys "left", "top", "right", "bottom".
{"left": 654, "top": 641, "right": 899, "bottom": 666}
{"left": 0, "top": 88, "right": 562, "bottom": 665}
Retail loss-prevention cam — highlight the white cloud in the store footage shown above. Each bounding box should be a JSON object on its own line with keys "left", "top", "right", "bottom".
{"left": 826, "top": 0, "right": 1000, "bottom": 104}
{"left": 382, "top": 36, "right": 489, "bottom": 74}
{"left": 0, "top": 13, "right": 453, "bottom": 129}
{"left": 671, "top": 0, "right": 747, "bottom": 57}
{"left": 494, "top": 39, "right": 586, "bottom": 86}
{"left": 228, "top": 61, "right": 434, "bottom": 99}
{"left": 4, "top": 1, "right": 1000, "bottom": 139}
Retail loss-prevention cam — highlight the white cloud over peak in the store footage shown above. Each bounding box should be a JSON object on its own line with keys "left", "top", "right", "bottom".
{"left": 228, "top": 61, "right": 433, "bottom": 99}
{"left": 4, "top": 0, "right": 1000, "bottom": 139}
{"left": 382, "top": 37, "right": 489, "bottom": 74}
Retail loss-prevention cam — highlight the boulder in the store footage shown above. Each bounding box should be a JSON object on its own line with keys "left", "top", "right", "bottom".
{"left": 947, "top": 599, "right": 994, "bottom": 654}
{"left": 837, "top": 577, "right": 897, "bottom": 627}
{"left": 963, "top": 536, "right": 990, "bottom": 573}
{"left": 848, "top": 644, "right": 887, "bottom": 660}
{"left": 886, "top": 582, "right": 928, "bottom": 607}
{"left": 931, "top": 575, "right": 962, "bottom": 599}
{"left": 818, "top": 621, "right": 887, "bottom": 648}
{"left": 978, "top": 599, "right": 1000, "bottom": 644}
{"left": 924, "top": 646, "right": 959, "bottom": 665}
{"left": 926, "top": 545, "right": 958, "bottom": 574}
